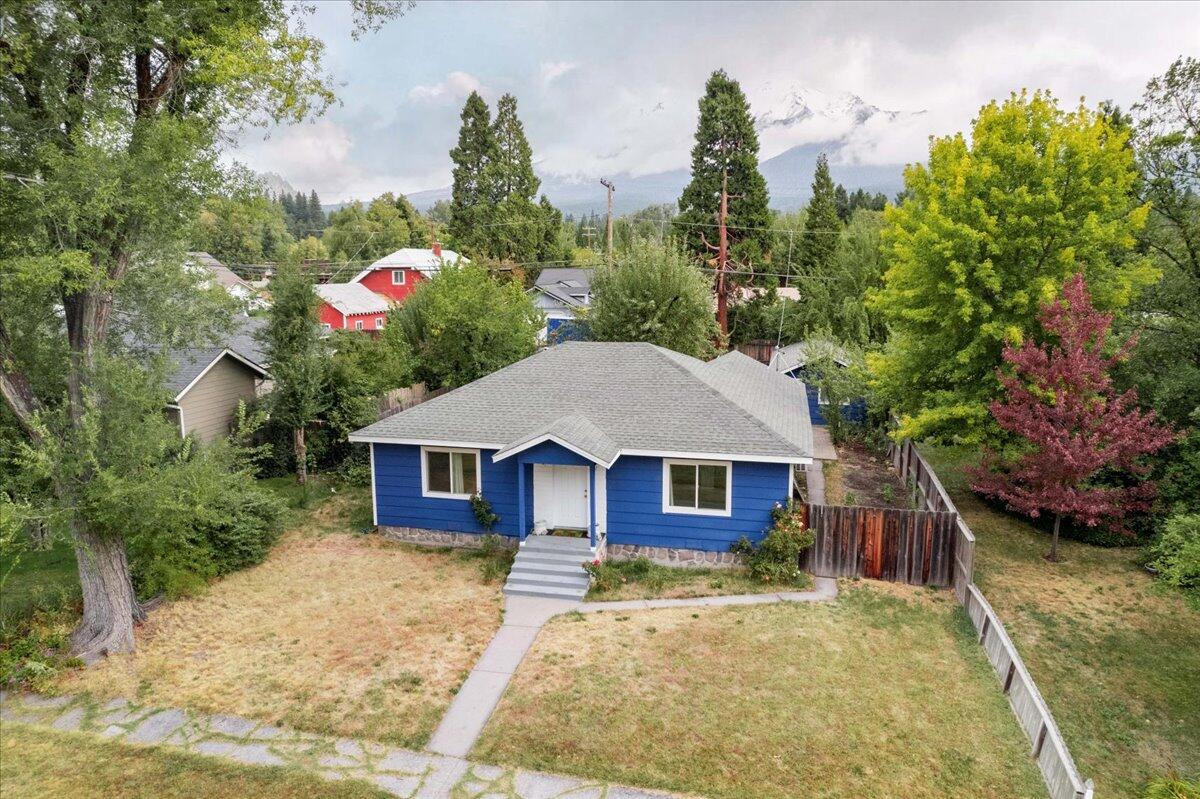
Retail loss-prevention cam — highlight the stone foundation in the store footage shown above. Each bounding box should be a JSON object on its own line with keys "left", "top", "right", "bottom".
{"left": 606, "top": 543, "right": 743, "bottom": 569}
{"left": 378, "top": 526, "right": 517, "bottom": 551}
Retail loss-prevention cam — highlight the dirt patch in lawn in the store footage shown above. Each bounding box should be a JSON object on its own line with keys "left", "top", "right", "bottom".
{"left": 475, "top": 581, "right": 1046, "bottom": 799}
{"left": 59, "top": 528, "right": 504, "bottom": 748}
{"left": 823, "top": 440, "right": 909, "bottom": 508}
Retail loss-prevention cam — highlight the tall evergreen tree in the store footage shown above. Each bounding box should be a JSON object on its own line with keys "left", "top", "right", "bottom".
{"left": 294, "top": 191, "right": 310, "bottom": 230}
{"left": 796, "top": 154, "right": 842, "bottom": 294}
{"left": 448, "top": 91, "right": 498, "bottom": 253}
{"left": 490, "top": 93, "right": 539, "bottom": 201}
{"left": 675, "top": 70, "right": 772, "bottom": 267}
{"left": 308, "top": 189, "right": 326, "bottom": 231}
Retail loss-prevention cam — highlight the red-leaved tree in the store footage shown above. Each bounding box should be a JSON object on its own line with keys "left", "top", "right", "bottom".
{"left": 970, "top": 274, "right": 1176, "bottom": 561}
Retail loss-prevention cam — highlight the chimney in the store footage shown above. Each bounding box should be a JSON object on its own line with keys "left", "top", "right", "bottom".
{"left": 432, "top": 240, "right": 442, "bottom": 258}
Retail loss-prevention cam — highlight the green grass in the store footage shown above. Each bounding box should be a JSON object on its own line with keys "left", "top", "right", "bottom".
{"left": 1, "top": 537, "right": 79, "bottom": 628}
{"left": 920, "top": 444, "right": 1200, "bottom": 798}
{"left": 476, "top": 582, "right": 1046, "bottom": 799}
{"left": 0, "top": 722, "right": 391, "bottom": 799}
{"left": 585, "top": 556, "right": 810, "bottom": 601}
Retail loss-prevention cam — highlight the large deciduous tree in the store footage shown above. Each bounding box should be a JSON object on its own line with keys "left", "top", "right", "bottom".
{"left": 0, "top": 0, "right": 404, "bottom": 658}
{"left": 589, "top": 241, "right": 719, "bottom": 359}
{"left": 393, "top": 263, "right": 541, "bottom": 389}
{"left": 675, "top": 70, "right": 772, "bottom": 267}
{"left": 969, "top": 274, "right": 1175, "bottom": 561}
{"left": 868, "top": 91, "right": 1158, "bottom": 442}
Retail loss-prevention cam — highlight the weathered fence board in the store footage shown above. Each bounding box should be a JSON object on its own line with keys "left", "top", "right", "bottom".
{"left": 377, "top": 384, "right": 450, "bottom": 420}
{"left": 800, "top": 504, "right": 958, "bottom": 586}
{"left": 886, "top": 436, "right": 1092, "bottom": 799}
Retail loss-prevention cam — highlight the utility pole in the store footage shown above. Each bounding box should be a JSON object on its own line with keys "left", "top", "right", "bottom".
{"left": 600, "top": 178, "right": 615, "bottom": 262}
{"left": 702, "top": 170, "right": 732, "bottom": 340}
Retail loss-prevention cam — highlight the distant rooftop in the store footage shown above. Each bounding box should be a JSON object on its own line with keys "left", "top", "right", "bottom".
{"left": 316, "top": 283, "right": 391, "bottom": 316}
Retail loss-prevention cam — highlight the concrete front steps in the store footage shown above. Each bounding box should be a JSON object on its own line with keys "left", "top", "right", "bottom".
{"left": 503, "top": 535, "right": 593, "bottom": 600}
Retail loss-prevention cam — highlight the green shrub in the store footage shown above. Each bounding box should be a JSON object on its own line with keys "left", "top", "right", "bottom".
{"left": 1149, "top": 514, "right": 1200, "bottom": 600}
{"left": 472, "top": 534, "right": 515, "bottom": 582}
{"left": 730, "top": 501, "right": 815, "bottom": 585}
{"left": 1142, "top": 773, "right": 1199, "bottom": 799}
{"left": 0, "top": 606, "right": 81, "bottom": 691}
{"left": 470, "top": 493, "right": 500, "bottom": 531}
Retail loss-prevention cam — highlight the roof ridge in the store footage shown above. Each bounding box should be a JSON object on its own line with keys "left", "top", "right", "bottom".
{"left": 648, "top": 346, "right": 804, "bottom": 457}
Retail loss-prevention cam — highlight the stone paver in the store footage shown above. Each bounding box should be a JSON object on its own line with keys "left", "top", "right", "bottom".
{"left": 0, "top": 692, "right": 694, "bottom": 799}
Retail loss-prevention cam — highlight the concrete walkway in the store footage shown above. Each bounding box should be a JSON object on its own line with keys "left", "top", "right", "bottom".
{"left": 429, "top": 577, "right": 838, "bottom": 759}
{"left": 0, "top": 691, "right": 684, "bottom": 799}
{"left": 426, "top": 596, "right": 577, "bottom": 758}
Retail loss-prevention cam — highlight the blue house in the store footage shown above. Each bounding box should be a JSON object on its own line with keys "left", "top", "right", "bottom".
{"left": 529, "top": 268, "right": 591, "bottom": 343}
{"left": 770, "top": 340, "right": 867, "bottom": 426}
{"left": 350, "top": 343, "right": 815, "bottom": 596}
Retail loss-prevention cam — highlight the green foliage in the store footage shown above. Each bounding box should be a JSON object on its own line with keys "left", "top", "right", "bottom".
{"left": 868, "top": 91, "right": 1156, "bottom": 442}
{"left": 676, "top": 70, "right": 772, "bottom": 265}
{"left": 470, "top": 493, "right": 500, "bottom": 531}
{"left": 287, "top": 235, "right": 329, "bottom": 264}
{"left": 796, "top": 154, "right": 842, "bottom": 284}
{"left": 191, "top": 182, "right": 294, "bottom": 265}
{"left": 1149, "top": 514, "right": 1200, "bottom": 601}
{"left": 588, "top": 240, "right": 719, "bottom": 358}
{"left": 446, "top": 92, "right": 564, "bottom": 268}
{"left": 1159, "top": 426, "right": 1200, "bottom": 516}
{"left": 475, "top": 534, "right": 515, "bottom": 583}
{"left": 394, "top": 262, "right": 541, "bottom": 389}
{"left": 804, "top": 341, "right": 870, "bottom": 445}
{"left": 261, "top": 262, "right": 328, "bottom": 431}
{"left": 730, "top": 501, "right": 814, "bottom": 584}
{"left": 322, "top": 193, "right": 425, "bottom": 264}
{"left": 1142, "top": 774, "right": 1200, "bottom": 799}
{"left": 0, "top": 607, "right": 80, "bottom": 691}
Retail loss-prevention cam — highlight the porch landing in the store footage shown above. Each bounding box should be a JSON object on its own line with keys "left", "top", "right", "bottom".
{"left": 502, "top": 535, "right": 593, "bottom": 601}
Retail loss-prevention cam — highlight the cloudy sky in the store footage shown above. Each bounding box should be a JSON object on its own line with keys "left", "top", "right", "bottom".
{"left": 230, "top": 1, "right": 1200, "bottom": 203}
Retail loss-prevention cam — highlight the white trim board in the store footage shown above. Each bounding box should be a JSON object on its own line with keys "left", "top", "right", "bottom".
{"left": 351, "top": 436, "right": 814, "bottom": 466}
{"left": 492, "top": 434, "right": 614, "bottom": 468}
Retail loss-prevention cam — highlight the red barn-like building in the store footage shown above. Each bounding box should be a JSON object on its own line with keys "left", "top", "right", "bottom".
{"left": 348, "top": 245, "right": 466, "bottom": 303}
{"left": 315, "top": 283, "right": 391, "bottom": 332}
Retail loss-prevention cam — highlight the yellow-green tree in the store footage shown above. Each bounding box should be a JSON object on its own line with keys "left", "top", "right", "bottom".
{"left": 868, "top": 91, "right": 1157, "bottom": 442}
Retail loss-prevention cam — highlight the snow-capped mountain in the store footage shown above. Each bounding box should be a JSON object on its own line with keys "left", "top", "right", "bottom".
{"left": 405, "top": 84, "right": 925, "bottom": 215}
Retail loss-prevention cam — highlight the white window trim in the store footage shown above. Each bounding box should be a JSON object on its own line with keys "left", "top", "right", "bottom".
{"left": 662, "top": 458, "right": 732, "bottom": 517}
{"left": 321, "top": 322, "right": 332, "bottom": 332}
{"left": 355, "top": 319, "right": 364, "bottom": 331}
{"left": 375, "top": 316, "right": 385, "bottom": 329}
{"left": 391, "top": 269, "right": 406, "bottom": 285}
{"left": 420, "top": 445, "right": 481, "bottom": 500}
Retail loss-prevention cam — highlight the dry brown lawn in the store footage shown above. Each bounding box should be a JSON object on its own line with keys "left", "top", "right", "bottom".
{"left": 60, "top": 513, "right": 504, "bottom": 747}
{"left": 475, "top": 581, "right": 1047, "bottom": 799}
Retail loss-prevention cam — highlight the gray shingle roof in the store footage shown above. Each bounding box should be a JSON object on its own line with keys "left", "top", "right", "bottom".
{"left": 350, "top": 341, "right": 813, "bottom": 464}
{"left": 770, "top": 339, "right": 851, "bottom": 373}
{"left": 533, "top": 268, "right": 592, "bottom": 309}
{"left": 315, "top": 283, "right": 390, "bottom": 316}
{"left": 161, "top": 316, "right": 269, "bottom": 398}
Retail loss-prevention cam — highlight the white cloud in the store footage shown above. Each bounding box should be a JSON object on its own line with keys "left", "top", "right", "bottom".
{"left": 407, "top": 71, "right": 484, "bottom": 103}
{"left": 539, "top": 60, "right": 579, "bottom": 86}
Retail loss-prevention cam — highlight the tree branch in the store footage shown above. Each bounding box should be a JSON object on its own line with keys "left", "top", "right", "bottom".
{"left": 0, "top": 319, "right": 44, "bottom": 446}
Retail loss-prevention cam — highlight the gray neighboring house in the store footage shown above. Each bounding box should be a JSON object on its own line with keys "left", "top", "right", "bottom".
{"left": 187, "top": 251, "right": 270, "bottom": 311}
{"left": 163, "top": 317, "right": 269, "bottom": 443}
{"left": 530, "top": 267, "right": 591, "bottom": 342}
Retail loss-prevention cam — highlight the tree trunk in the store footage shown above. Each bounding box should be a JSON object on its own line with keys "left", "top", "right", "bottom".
{"left": 1048, "top": 513, "right": 1062, "bottom": 563}
{"left": 294, "top": 426, "right": 307, "bottom": 485}
{"left": 69, "top": 521, "right": 140, "bottom": 661}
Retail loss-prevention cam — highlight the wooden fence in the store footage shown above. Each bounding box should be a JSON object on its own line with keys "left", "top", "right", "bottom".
{"left": 377, "top": 384, "right": 450, "bottom": 420}
{"left": 889, "top": 438, "right": 976, "bottom": 601}
{"left": 735, "top": 340, "right": 776, "bottom": 365}
{"left": 886, "top": 438, "right": 1093, "bottom": 799}
{"left": 800, "top": 504, "right": 958, "bottom": 586}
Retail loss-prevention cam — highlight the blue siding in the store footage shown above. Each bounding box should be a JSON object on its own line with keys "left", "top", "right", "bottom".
{"left": 373, "top": 444, "right": 520, "bottom": 538}
{"left": 517, "top": 440, "right": 592, "bottom": 466}
{"left": 373, "top": 445, "right": 792, "bottom": 552}
{"left": 785, "top": 367, "right": 867, "bottom": 426}
{"left": 605, "top": 456, "right": 790, "bottom": 552}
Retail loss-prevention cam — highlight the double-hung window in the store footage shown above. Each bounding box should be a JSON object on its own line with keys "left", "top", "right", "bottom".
{"left": 422, "top": 447, "right": 479, "bottom": 499}
{"left": 663, "top": 459, "right": 731, "bottom": 516}
{"left": 375, "top": 317, "right": 385, "bottom": 329}
{"left": 355, "top": 319, "right": 364, "bottom": 331}
{"left": 391, "top": 269, "right": 407, "bottom": 285}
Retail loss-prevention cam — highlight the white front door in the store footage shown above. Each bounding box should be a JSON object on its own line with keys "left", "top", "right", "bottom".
{"left": 533, "top": 464, "right": 590, "bottom": 530}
